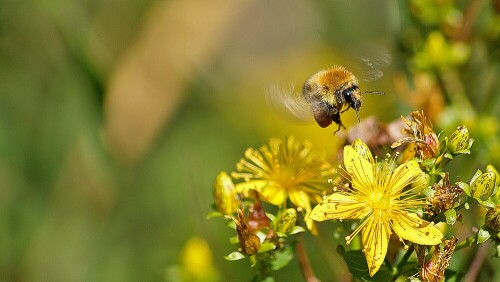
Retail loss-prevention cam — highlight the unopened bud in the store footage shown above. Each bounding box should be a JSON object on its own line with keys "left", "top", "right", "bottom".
{"left": 213, "top": 172, "right": 239, "bottom": 215}
{"left": 351, "top": 139, "right": 374, "bottom": 163}
{"left": 471, "top": 171, "right": 496, "bottom": 201}
{"left": 447, "top": 126, "right": 473, "bottom": 154}
{"left": 485, "top": 207, "right": 500, "bottom": 232}
{"left": 276, "top": 208, "right": 297, "bottom": 234}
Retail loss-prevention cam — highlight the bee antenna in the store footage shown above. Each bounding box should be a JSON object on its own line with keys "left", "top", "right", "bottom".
{"left": 362, "top": 91, "right": 385, "bottom": 95}
{"left": 355, "top": 109, "right": 360, "bottom": 123}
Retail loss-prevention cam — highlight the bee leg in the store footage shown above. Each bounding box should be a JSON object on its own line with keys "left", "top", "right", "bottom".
{"left": 340, "top": 105, "right": 350, "bottom": 114}
{"left": 331, "top": 112, "right": 346, "bottom": 133}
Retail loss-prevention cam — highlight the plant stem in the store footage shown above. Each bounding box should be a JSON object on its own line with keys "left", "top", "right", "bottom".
{"left": 464, "top": 243, "right": 488, "bottom": 282}
{"left": 390, "top": 244, "right": 415, "bottom": 282}
{"left": 296, "top": 238, "right": 320, "bottom": 282}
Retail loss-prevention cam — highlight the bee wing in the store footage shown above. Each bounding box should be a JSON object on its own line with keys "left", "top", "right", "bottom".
{"left": 265, "top": 83, "right": 312, "bottom": 122}
{"left": 345, "top": 45, "right": 392, "bottom": 82}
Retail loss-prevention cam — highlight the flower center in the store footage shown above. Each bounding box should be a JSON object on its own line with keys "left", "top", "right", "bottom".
{"left": 370, "top": 191, "right": 390, "bottom": 210}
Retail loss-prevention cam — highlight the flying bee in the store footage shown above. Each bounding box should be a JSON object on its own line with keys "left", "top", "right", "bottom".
{"left": 267, "top": 66, "right": 384, "bottom": 133}
{"left": 302, "top": 66, "right": 384, "bottom": 132}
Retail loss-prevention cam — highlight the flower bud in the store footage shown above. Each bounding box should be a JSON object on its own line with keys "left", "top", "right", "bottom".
{"left": 447, "top": 126, "right": 473, "bottom": 154}
{"left": 471, "top": 171, "right": 496, "bottom": 201}
{"left": 213, "top": 172, "right": 239, "bottom": 215}
{"left": 351, "top": 139, "right": 374, "bottom": 163}
{"left": 485, "top": 207, "right": 500, "bottom": 232}
{"left": 486, "top": 165, "right": 500, "bottom": 188}
{"left": 276, "top": 208, "right": 297, "bottom": 234}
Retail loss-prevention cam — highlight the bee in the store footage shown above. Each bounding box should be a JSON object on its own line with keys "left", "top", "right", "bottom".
{"left": 302, "top": 66, "right": 384, "bottom": 132}
{"left": 267, "top": 66, "right": 384, "bottom": 133}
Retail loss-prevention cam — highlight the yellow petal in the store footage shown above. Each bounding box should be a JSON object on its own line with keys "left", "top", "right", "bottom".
{"left": 344, "top": 146, "right": 374, "bottom": 192}
{"left": 289, "top": 190, "right": 311, "bottom": 212}
{"left": 234, "top": 180, "right": 268, "bottom": 195}
{"left": 391, "top": 212, "right": 443, "bottom": 245}
{"left": 387, "top": 160, "right": 422, "bottom": 195}
{"left": 234, "top": 181, "right": 286, "bottom": 206}
{"left": 309, "top": 194, "right": 369, "bottom": 222}
{"left": 361, "top": 212, "right": 391, "bottom": 277}
{"left": 259, "top": 184, "right": 286, "bottom": 205}
{"left": 351, "top": 139, "right": 375, "bottom": 164}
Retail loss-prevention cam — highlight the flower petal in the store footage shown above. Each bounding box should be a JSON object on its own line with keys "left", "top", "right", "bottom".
{"left": 361, "top": 212, "right": 391, "bottom": 277}
{"left": 289, "top": 190, "right": 311, "bottom": 211}
{"left": 235, "top": 181, "right": 286, "bottom": 206}
{"left": 387, "top": 160, "right": 422, "bottom": 195}
{"left": 259, "top": 184, "right": 287, "bottom": 205}
{"left": 234, "top": 180, "right": 268, "bottom": 196}
{"left": 344, "top": 146, "right": 374, "bottom": 192}
{"left": 391, "top": 212, "right": 443, "bottom": 245}
{"left": 309, "top": 193, "right": 369, "bottom": 222}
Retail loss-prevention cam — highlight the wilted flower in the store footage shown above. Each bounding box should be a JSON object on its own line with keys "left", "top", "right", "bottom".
{"left": 310, "top": 140, "right": 443, "bottom": 276}
{"left": 446, "top": 126, "right": 474, "bottom": 155}
{"left": 429, "top": 172, "right": 463, "bottom": 213}
{"left": 229, "top": 209, "right": 261, "bottom": 256}
{"left": 391, "top": 110, "right": 440, "bottom": 160}
{"left": 213, "top": 172, "right": 240, "bottom": 215}
{"left": 247, "top": 193, "right": 270, "bottom": 232}
{"left": 416, "top": 237, "right": 458, "bottom": 282}
{"left": 232, "top": 136, "right": 334, "bottom": 230}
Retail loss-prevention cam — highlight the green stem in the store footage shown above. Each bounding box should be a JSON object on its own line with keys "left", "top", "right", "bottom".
{"left": 391, "top": 244, "right": 415, "bottom": 282}
{"left": 455, "top": 235, "right": 477, "bottom": 252}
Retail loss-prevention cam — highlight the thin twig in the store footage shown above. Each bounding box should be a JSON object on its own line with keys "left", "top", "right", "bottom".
{"left": 452, "top": 0, "right": 486, "bottom": 42}
{"left": 296, "top": 238, "right": 320, "bottom": 282}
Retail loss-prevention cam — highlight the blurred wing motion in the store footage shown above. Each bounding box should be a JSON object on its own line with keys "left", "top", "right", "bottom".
{"left": 347, "top": 45, "right": 392, "bottom": 82}
{"left": 265, "top": 83, "right": 312, "bottom": 122}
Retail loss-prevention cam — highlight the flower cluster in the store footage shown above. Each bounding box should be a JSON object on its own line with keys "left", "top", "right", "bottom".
{"left": 210, "top": 98, "right": 500, "bottom": 282}
{"left": 209, "top": 136, "right": 334, "bottom": 280}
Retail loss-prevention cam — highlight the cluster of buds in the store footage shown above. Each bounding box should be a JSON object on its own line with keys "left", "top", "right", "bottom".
{"left": 211, "top": 172, "right": 304, "bottom": 269}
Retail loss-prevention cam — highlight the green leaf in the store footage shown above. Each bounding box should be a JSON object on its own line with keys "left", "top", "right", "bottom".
{"left": 337, "top": 246, "right": 393, "bottom": 282}
{"left": 251, "top": 275, "right": 275, "bottom": 282}
{"left": 271, "top": 245, "right": 294, "bottom": 271}
{"left": 289, "top": 225, "right": 306, "bottom": 235}
{"left": 258, "top": 242, "right": 276, "bottom": 253}
{"left": 477, "top": 227, "right": 491, "bottom": 244}
{"left": 444, "top": 209, "right": 457, "bottom": 225}
{"left": 226, "top": 220, "right": 237, "bottom": 230}
{"left": 229, "top": 235, "right": 239, "bottom": 245}
{"left": 206, "top": 211, "right": 223, "bottom": 219}
{"left": 444, "top": 269, "right": 463, "bottom": 281}
{"left": 225, "top": 251, "right": 246, "bottom": 261}
{"left": 250, "top": 254, "right": 257, "bottom": 267}
{"left": 456, "top": 182, "right": 471, "bottom": 197}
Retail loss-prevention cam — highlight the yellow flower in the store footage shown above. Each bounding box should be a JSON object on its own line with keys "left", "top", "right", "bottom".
{"left": 309, "top": 140, "right": 443, "bottom": 276}
{"left": 232, "top": 137, "right": 334, "bottom": 231}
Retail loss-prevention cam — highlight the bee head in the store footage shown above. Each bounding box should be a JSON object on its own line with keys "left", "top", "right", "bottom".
{"left": 343, "top": 86, "right": 362, "bottom": 122}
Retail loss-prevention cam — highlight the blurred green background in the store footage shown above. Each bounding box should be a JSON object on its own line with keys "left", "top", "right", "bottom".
{"left": 1, "top": 0, "right": 498, "bottom": 281}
